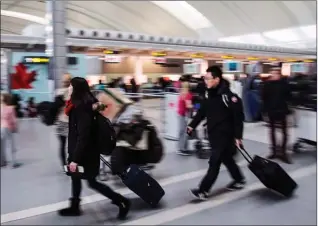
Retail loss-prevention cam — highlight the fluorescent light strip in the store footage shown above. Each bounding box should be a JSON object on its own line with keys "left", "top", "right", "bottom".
{"left": 1, "top": 10, "right": 48, "bottom": 25}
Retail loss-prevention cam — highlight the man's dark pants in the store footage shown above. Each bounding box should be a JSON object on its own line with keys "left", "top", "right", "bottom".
{"left": 268, "top": 113, "right": 288, "bottom": 154}
{"left": 199, "top": 137, "right": 245, "bottom": 193}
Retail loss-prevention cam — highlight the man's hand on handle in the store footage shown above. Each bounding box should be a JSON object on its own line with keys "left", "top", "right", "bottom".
{"left": 235, "top": 139, "right": 243, "bottom": 149}
{"left": 187, "top": 126, "right": 193, "bottom": 136}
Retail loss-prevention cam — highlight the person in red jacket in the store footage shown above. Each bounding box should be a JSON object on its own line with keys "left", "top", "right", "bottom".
{"left": 177, "top": 81, "right": 193, "bottom": 155}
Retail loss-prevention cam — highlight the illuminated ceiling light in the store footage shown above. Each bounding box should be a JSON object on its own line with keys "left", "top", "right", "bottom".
{"left": 1, "top": 10, "right": 48, "bottom": 25}
{"left": 45, "top": 13, "right": 52, "bottom": 21}
{"left": 151, "top": 1, "right": 212, "bottom": 30}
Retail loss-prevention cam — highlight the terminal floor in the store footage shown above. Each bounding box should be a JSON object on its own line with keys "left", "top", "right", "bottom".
{"left": 1, "top": 119, "right": 316, "bottom": 225}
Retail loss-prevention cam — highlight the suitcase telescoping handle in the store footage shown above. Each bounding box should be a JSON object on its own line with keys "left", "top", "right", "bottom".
{"left": 100, "top": 155, "right": 112, "bottom": 169}
{"left": 236, "top": 144, "right": 253, "bottom": 164}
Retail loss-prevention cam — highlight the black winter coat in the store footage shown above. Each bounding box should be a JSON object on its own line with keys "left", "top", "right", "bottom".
{"left": 261, "top": 79, "right": 291, "bottom": 116}
{"left": 188, "top": 79, "right": 244, "bottom": 149}
{"left": 68, "top": 100, "right": 100, "bottom": 178}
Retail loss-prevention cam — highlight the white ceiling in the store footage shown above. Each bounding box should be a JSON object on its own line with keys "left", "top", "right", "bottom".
{"left": 1, "top": 1, "right": 317, "bottom": 49}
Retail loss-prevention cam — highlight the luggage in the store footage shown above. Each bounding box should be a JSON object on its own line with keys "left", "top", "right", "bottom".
{"left": 93, "top": 88, "right": 133, "bottom": 122}
{"left": 237, "top": 145, "right": 298, "bottom": 197}
{"left": 187, "top": 123, "right": 211, "bottom": 159}
{"left": 100, "top": 155, "right": 165, "bottom": 207}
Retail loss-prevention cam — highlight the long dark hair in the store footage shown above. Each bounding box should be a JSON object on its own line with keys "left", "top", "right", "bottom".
{"left": 70, "top": 77, "right": 95, "bottom": 107}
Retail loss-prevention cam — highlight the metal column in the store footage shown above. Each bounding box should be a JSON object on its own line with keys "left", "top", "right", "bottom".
{"left": 46, "top": 0, "right": 67, "bottom": 99}
{"left": 0, "top": 48, "right": 12, "bottom": 93}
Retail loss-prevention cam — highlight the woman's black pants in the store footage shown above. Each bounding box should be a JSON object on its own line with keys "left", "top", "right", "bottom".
{"left": 58, "top": 135, "right": 67, "bottom": 166}
{"left": 71, "top": 176, "right": 123, "bottom": 203}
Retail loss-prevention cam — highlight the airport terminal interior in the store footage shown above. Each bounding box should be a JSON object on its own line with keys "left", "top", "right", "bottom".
{"left": 1, "top": 1, "right": 317, "bottom": 225}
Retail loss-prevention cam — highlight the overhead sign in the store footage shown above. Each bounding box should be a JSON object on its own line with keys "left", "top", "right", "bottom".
{"left": 154, "top": 57, "right": 167, "bottom": 64}
{"left": 23, "top": 56, "right": 50, "bottom": 64}
{"left": 286, "top": 59, "right": 298, "bottom": 62}
{"left": 183, "top": 63, "right": 200, "bottom": 74}
{"left": 221, "top": 55, "right": 234, "bottom": 60}
{"left": 103, "top": 50, "right": 121, "bottom": 54}
{"left": 247, "top": 57, "right": 259, "bottom": 61}
{"left": 104, "top": 55, "right": 122, "bottom": 63}
{"left": 303, "top": 59, "right": 315, "bottom": 63}
{"left": 151, "top": 51, "right": 167, "bottom": 57}
{"left": 184, "top": 59, "right": 203, "bottom": 64}
{"left": 190, "top": 53, "right": 204, "bottom": 58}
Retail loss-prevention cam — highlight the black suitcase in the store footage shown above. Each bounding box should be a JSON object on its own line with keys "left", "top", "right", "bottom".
{"left": 100, "top": 155, "right": 165, "bottom": 207}
{"left": 237, "top": 145, "right": 298, "bottom": 197}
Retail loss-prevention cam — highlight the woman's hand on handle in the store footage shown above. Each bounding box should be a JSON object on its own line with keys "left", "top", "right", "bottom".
{"left": 69, "top": 162, "right": 78, "bottom": 172}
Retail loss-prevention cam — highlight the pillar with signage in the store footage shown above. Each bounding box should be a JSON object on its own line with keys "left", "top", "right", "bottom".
{"left": 134, "top": 56, "right": 145, "bottom": 84}
{"left": 0, "top": 49, "right": 11, "bottom": 93}
{"left": 46, "top": 0, "right": 67, "bottom": 98}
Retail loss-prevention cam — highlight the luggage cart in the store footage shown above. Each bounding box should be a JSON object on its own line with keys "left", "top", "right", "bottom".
{"left": 93, "top": 88, "right": 163, "bottom": 179}
{"left": 292, "top": 107, "right": 317, "bottom": 152}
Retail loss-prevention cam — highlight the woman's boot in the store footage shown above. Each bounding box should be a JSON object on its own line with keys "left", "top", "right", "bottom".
{"left": 112, "top": 196, "right": 131, "bottom": 219}
{"left": 58, "top": 198, "right": 82, "bottom": 216}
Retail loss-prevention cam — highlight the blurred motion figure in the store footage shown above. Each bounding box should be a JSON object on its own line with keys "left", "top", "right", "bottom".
{"left": 262, "top": 67, "right": 292, "bottom": 164}
{"left": 26, "top": 97, "right": 37, "bottom": 118}
{"left": 1, "top": 93, "right": 21, "bottom": 168}
{"left": 177, "top": 81, "right": 193, "bottom": 155}
{"left": 55, "top": 74, "right": 72, "bottom": 168}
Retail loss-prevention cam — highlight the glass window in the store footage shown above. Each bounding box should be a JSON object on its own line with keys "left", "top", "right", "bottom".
{"left": 219, "top": 33, "right": 267, "bottom": 45}
{"left": 300, "top": 25, "right": 316, "bottom": 39}
{"left": 263, "top": 27, "right": 301, "bottom": 42}
{"left": 218, "top": 24, "right": 316, "bottom": 49}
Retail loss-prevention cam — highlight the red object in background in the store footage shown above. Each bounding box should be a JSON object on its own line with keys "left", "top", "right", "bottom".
{"left": 11, "top": 63, "right": 37, "bottom": 89}
{"left": 169, "top": 102, "right": 175, "bottom": 108}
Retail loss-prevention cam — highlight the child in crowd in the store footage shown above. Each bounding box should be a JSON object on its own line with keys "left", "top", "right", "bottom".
{"left": 1, "top": 93, "right": 21, "bottom": 168}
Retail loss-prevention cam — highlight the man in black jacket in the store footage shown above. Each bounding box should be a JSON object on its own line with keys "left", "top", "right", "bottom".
{"left": 188, "top": 66, "right": 245, "bottom": 200}
{"left": 262, "top": 67, "right": 291, "bottom": 164}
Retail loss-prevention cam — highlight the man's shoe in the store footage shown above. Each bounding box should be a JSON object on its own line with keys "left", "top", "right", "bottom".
{"left": 226, "top": 180, "right": 246, "bottom": 191}
{"left": 279, "top": 155, "right": 292, "bottom": 164}
{"left": 113, "top": 197, "right": 131, "bottom": 220}
{"left": 267, "top": 153, "right": 278, "bottom": 160}
{"left": 58, "top": 198, "right": 82, "bottom": 217}
{"left": 12, "top": 163, "right": 22, "bottom": 168}
{"left": 189, "top": 189, "right": 208, "bottom": 201}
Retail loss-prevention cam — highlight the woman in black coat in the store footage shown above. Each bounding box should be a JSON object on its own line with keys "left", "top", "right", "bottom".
{"left": 58, "top": 77, "right": 130, "bottom": 219}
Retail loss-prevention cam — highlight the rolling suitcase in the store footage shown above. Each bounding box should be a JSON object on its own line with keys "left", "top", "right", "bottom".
{"left": 100, "top": 155, "right": 165, "bottom": 207}
{"left": 237, "top": 145, "right": 298, "bottom": 197}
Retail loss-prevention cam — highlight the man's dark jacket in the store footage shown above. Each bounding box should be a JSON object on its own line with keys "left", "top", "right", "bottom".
{"left": 262, "top": 78, "right": 291, "bottom": 117}
{"left": 188, "top": 79, "right": 244, "bottom": 148}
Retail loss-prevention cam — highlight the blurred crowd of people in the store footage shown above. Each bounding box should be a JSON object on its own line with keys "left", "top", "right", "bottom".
{"left": 0, "top": 65, "right": 316, "bottom": 220}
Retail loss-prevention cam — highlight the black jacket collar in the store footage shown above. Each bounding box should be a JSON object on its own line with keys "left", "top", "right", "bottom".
{"left": 206, "top": 79, "right": 231, "bottom": 98}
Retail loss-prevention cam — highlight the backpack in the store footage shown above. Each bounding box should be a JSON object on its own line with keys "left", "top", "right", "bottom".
{"left": 94, "top": 113, "right": 116, "bottom": 156}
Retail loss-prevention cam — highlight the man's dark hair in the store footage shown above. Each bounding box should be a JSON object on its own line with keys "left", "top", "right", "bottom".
{"left": 206, "top": 66, "right": 222, "bottom": 79}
